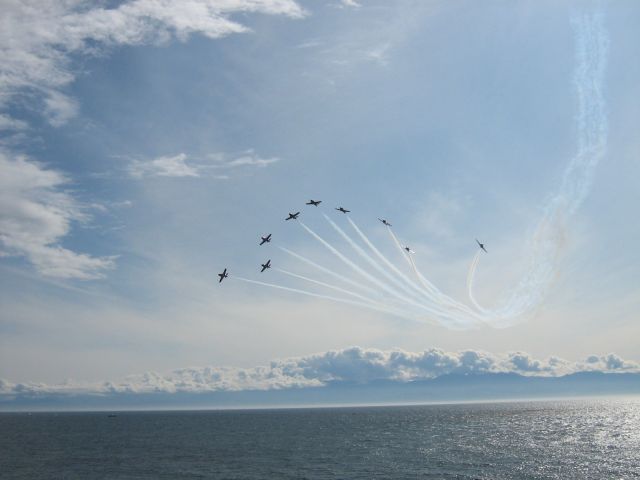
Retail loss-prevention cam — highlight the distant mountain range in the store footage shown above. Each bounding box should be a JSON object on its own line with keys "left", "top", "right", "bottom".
{"left": 2, "top": 371, "right": 639, "bottom": 411}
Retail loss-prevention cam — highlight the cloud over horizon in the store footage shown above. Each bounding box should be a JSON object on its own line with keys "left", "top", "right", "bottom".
{"left": 2, "top": 347, "right": 638, "bottom": 399}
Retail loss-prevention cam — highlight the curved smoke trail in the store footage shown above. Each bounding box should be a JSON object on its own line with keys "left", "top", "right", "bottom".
{"left": 469, "top": 10, "right": 609, "bottom": 327}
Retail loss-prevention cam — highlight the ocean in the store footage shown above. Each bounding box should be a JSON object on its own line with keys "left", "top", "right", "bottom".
{"left": 1, "top": 399, "right": 639, "bottom": 479}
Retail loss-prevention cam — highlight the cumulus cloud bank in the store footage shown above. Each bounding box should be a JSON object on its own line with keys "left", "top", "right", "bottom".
{"left": 1, "top": 347, "right": 638, "bottom": 398}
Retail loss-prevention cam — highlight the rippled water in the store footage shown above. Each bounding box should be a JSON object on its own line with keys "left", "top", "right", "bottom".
{"left": 1, "top": 399, "right": 639, "bottom": 479}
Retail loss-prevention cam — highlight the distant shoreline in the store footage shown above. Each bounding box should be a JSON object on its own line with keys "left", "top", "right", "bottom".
{"left": 2, "top": 392, "right": 638, "bottom": 414}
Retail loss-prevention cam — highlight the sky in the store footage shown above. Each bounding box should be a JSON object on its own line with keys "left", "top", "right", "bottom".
{"left": 0, "top": 0, "right": 639, "bottom": 399}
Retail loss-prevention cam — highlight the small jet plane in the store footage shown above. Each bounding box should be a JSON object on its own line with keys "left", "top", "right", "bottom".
{"left": 260, "top": 259, "right": 271, "bottom": 272}
{"left": 218, "top": 268, "right": 228, "bottom": 283}
{"left": 335, "top": 207, "right": 350, "bottom": 214}
{"left": 378, "top": 218, "right": 392, "bottom": 227}
{"left": 285, "top": 212, "right": 300, "bottom": 221}
{"left": 260, "top": 234, "right": 272, "bottom": 245}
{"left": 306, "top": 199, "right": 322, "bottom": 206}
{"left": 404, "top": 246, "right": 415, "bottom": 254}
{"left": 476, "top": 239, "right": 488, "bottom": 253}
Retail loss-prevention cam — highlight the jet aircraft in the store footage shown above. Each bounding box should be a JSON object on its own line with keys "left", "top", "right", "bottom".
{"left": 260, "top": 259, "right": 271, "bottom": 272}
{"left": 260, "top": 234, "right": 271, "bottom": 245}
{"left": 335, "top": 207, "right": 350, "bottom": 214}
{"left": 306, "top": 199, "right": 322, "bottom": 206}
{"left": 404, "top": 246, "right": 415, "bottom": 254}
{"left": 218, "top": 268, "right": 228, "bottom": 283}
{"left": 378, "top": 218, "right": 392, "bottom": 227}
{"left": 476, "top": 239, "right": 488, "bottom": 253}
{"left": 285, "top": 212, "right": 300, "bottom": 221}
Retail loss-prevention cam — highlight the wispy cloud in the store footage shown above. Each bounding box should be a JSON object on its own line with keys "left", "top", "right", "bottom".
{"left": 0, "top": 114, "right": 28, "bottom": 132}
{"left": 211, "top": 149, "right": 280, "bottom": 169}
{"left": 335, "top": 0, "right": 362, "bottom": 9}
{"left": 128, "top": 150, "right": 280, "bottom": 179}
{"left": 0, "top": 0, "right": 305, "bottom": 129}
{"left": 0, "top": 152, "right": 115, "bottom": 279}
{"left": 128, "top": 153, "right": 200, "bottom": 178}
{"left": 1, "top": 347, "right": 637, "bottom": 398}
{"left": 0, "top": 0, "right": 303, "bottom": 280}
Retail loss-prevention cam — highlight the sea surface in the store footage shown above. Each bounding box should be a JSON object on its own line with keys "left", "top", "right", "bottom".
{"left": 1, "top": 399, "right": 639, "bottom": 479}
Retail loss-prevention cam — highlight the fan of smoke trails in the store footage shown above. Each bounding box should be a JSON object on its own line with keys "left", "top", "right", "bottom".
{"left": 278, "top": 246, "right": 378, "bottom": 296}
{"left": 298, "top": 221, "right": 427, "bottom": 309}
{"left": 347, "top": 218, "right": 441, "bottom": 302}
{"left": 275, "top": 267, "right": 393, "bottom": 308}
{"left": 324, "top": 214, "right": 432, "bottom": 306}
{"left": 295, "top": 221, "right": 468, "bottom": 325}
{"left": 234, "top": 277, "right": 413, "bottom": 319}
{"left": 386, "top": 227, "right": 481, "bottom": 325}
{"left": 345, "top": 217, "right": 483, "bottom": 327}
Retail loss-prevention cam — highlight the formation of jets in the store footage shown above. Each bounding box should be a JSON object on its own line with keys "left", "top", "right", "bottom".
{"left": 217, "top": 198, "right": 488, "bottom": 283}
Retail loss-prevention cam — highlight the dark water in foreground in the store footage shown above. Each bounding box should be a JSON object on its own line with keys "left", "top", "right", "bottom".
{"left": 1, "top": 399, "right": 639, "bottom": 479}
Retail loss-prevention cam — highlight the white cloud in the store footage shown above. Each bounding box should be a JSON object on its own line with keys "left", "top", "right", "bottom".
{"left": 0, "top": 0, "right": 302, "bottom": 278}
{"left": 1, "top": 347, "right": 638, "bottom": 397}
{"left": 129, "top": 151, "right": 280, "bottom": 178}
{"left": 0, "top": 114, "right": 28, "bottom": 131}
{"left": 337, "top": 0, "right": 361, "bottom": 8}
{"left": 0, "top": 152, "right": 115, "bottom": 279}
{"left": 364, "top": 42, "right": 390, "bottom": 66}
{"left": 0, "top": 0, "right": 305, "bottom": 127}
{"left": 220, "top": 152, "right": 280, "bottom": 168}
{"left": 128, "top": 153, "right": 200, "bottom": 178}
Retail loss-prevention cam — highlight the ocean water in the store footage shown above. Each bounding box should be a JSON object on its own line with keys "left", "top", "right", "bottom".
{"left": 1, "top": 399, "right": 639, "bottom": 479}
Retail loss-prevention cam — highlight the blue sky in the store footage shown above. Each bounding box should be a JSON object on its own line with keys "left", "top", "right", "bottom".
{"left": 1, "top": 0, "right": 639, "bottom": 391}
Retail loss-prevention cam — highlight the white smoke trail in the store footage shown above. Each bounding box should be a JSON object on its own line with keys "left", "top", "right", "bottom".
{"left": 347, "top": 218, "right": 433, "bottom": 299}
{"left": 278, "top": 246, "right": 378, "bottom": 295}
{"left": 324, "top": 215, "right": 430, "bottom": 305}
{"left": 298, "top": 221, "right": 422, "bottom": 307}
{"left": 468, "top": 10, "right": 608, "bottom": 327}
{"left": 311, "top": 218, "right": 478, "bottom": 323}
{"left": 466, "top": 251, "right": 488, "bottom": 314}
{"left": 235, "top": 277, "right": 419, "bottom": 319}
{"left": 275, "top": 267, "right": 388, "bottom": 307}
